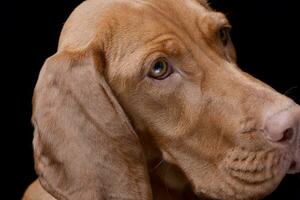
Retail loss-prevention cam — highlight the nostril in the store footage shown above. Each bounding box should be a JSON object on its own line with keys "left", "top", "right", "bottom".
{"left": 278, "top": 128, "right": 294, "bottom": 143}
{"left": 263, "top": 104, "right": 300, "bottom": 143}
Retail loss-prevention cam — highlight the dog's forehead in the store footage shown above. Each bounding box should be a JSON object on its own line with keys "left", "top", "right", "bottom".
{"left": 119, "top": 0, "right": 228, "bottom": 49}
{"left": 132, "top": 0, "right": 211, "bottom": 23}
{"left": 132, "top": 0, "right": 209, "bottom": 10}
{"left": 58, "top": 0, "right": 224, "bottom": 52}
{"left": 113, "top": 0, "right": 218, "bottom": 46}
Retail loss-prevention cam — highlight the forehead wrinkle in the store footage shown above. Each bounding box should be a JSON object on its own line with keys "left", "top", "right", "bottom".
{"left": 129, "top": 0, "right": 196, "bottom": 51}
{"left": 143, "top": 33, "right": 183, "bottom": 56}
{"left": 142, "top": 29, "right": 197, "bottom": 62}
{"left": 144, "top": 32, "right": 177, "bottom": 46}
{"left": 141, "top": 4, "right": 199, "bottom": 58}
{"left": 132, "top": 0, "right": 212, "bottom": 51}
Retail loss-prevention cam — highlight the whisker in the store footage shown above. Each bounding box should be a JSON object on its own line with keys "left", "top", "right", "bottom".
{"left": 284, "top": 86, "right": 298, "bottom": 95}
{"left": 150, "top": 159, "right": 165, "bottom": 172}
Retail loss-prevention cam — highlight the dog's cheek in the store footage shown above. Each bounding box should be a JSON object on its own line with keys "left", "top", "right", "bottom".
{"left": 178, "top": 81, "right": 203, "bottom": 122}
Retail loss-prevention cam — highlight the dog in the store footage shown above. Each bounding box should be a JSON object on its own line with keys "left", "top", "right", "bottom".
{"left": 23, "top": 0, "right": 300, "bottom": 199}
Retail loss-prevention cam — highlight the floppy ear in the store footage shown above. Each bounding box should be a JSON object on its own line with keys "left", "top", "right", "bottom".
{"left": 32, "top": 50, "right": 152, "bottom": 200}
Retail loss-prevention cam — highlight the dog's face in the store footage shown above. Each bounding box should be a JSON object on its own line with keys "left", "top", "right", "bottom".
{"left": 34, "top": 0, "right": 300, "bottom": 200}
{"left": 101, "top": 0, "right": 300, "bottom": 199}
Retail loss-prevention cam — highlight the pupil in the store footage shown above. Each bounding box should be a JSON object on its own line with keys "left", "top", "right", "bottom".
{"left": 154, "top": 61, "right": 164, "bottom": 73}
{"left": 220, "top": 29, "right": 228, "bottom": 45}
{"left": 221, "top": 30, "right": 226, "bottom": 40}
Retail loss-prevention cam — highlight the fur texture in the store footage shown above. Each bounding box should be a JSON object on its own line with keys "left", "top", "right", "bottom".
{"left": 23, "top": 0, "right": 300, "bottom": 199}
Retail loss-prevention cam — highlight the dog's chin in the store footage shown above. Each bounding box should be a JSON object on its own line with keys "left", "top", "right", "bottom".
{"left": 194, "top": 147, "right": 293, "bottom": 200}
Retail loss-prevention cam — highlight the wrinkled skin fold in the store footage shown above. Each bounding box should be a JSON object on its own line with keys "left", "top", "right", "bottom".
{"left": 23, "top": 0, "right": 300, "bottom": 200}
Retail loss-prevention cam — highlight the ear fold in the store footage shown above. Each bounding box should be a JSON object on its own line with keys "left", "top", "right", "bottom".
{"left": 32, "top": 50, "right": 152, "bottom": 200}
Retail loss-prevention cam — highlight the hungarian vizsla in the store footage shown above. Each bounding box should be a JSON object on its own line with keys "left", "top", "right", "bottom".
{"left": 23, "top": 0, "right": 300, "bottom": 199}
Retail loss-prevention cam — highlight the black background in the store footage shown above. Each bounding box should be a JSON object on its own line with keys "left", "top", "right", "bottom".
{"left": 3, "top": 0, "right": 300, "bottom": 199}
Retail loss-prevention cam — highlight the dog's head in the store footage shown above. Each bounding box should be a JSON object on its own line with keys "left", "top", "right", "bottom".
{"left": 33, "top": 0, "right": 300, "bottom": 199}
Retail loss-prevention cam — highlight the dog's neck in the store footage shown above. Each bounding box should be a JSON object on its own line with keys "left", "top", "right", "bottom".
{"left": 149, "top": 158, "right": 198, "bottom": 199}
{"left": 139, "top": 131, "right": 197, "bottom": 199}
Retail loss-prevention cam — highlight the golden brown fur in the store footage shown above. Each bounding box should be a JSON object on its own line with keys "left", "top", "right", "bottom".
{"left": 23, "top": 0, "right": 300, "bottom": 199}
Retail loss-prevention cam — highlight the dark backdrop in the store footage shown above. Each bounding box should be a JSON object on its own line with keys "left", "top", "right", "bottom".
{"left": 4, "top": 0, "right": 299, "bottom": 199}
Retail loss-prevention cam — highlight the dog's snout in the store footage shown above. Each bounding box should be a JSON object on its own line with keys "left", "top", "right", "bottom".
{"left": 263, "top": 105, "right": 300, "bottom": 144}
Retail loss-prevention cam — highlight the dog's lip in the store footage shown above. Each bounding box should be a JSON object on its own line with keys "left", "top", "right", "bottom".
{"left": 288, "top": 135, "right": 300, "bottom": 174}
{"left": 287, "top": 160, "right": 300, "bottom": 174}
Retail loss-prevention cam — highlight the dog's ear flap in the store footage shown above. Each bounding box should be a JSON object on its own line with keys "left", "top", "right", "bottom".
{"left": 32, "top": 50, "right": 152, "bottom": 200}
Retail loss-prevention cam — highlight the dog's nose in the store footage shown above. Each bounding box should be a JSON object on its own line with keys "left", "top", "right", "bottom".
{"left": 264, "top": 105, "right": 300, "bottom": 143}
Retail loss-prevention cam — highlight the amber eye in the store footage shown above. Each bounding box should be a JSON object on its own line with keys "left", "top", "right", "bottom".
{"left": 148, "top": 59, "right": 173, "bottom": 80}
{"left": 219, "top": 27, "right": 231, "bottom": 46}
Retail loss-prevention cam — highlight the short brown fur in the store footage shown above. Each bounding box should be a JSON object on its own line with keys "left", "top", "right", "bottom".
{"left": 23, "top": 0, "right": 300, "bottom": 199}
